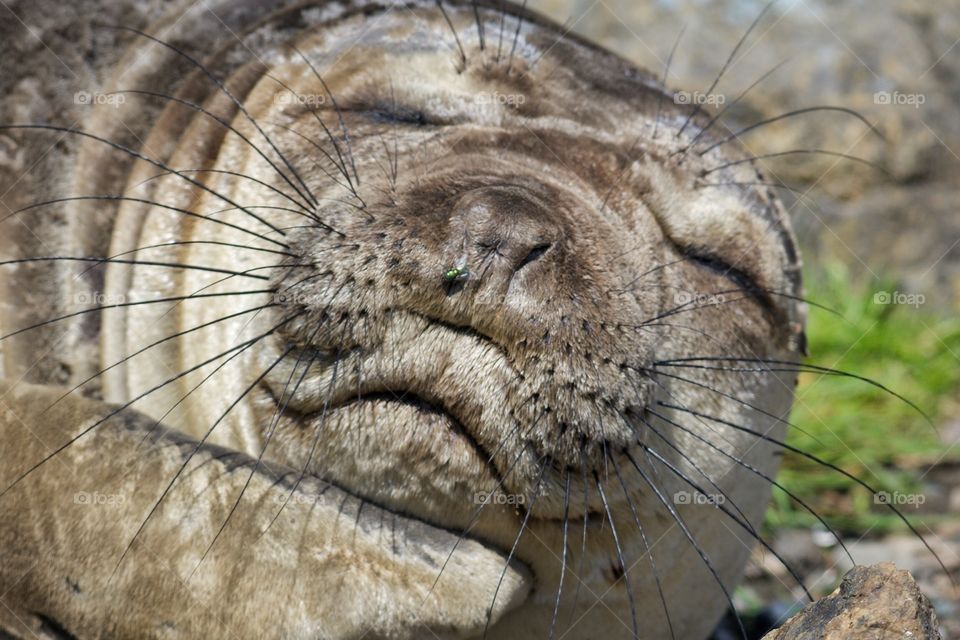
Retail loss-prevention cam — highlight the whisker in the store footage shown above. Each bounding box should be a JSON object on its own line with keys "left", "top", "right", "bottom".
{"left": 74, "top": 242, "right": 294, "bottom": 284}
{"left": 652, "top": 24, "right": 687, "bottom": 141}
{"left": 645, "top": 405, "right": 854, "bottom": 565}
{"left": 683, "top": 58, "right": 789, "bottom": 152}
{"left": 263, "top": 73, "right": 361, "bottom": 203}
{"left": 630, "top": 411, "right": 757, "bottom": 539}
{"left": 0, "top": 313, "right": 302, "bottom": 501}
{"left": 190, "top": 341, "right": 321, "bottom": 578}
{"left": 0, "top": 289, "right": 275, "bottom": 343}
{"left": 655, "top": 356, "right": 932, "bottom": 426}
{"left": 626, "top": 449, "right": 749, "bottom": 639}
{"left": 130, "top": 302, "right": 274, "bottom": 452}
{"left": 697, "top": 106, "right": 884, "bottom": 156}
{"left": 264, "top": 119, "right": 359, "bottom": 206}
{"left": 112, "top": 89, "right": 317, "bottom": 213}
{"left": 290, "top": 45, "right": 362, "bottom": 188}
{"left": 594, "top": 465, "right": 639, "bottom": 639}
{"left": 676, "top": 0, "right": 778, "bottom": 138}
{"left": 610, "top": 455, "right": 676, "bottom": 640}
{"left": 2, "top": 195, "right": 288, "bottom": 248}
{"left": 637, "top": 291, "right": 754, "bottom": 326}
{"left": 641, "top": 367, "right": 825, "bottom": 446}
{"left": 0, "top": 125, "right": 287, "bottom": 237}
{"left": 260, "top": 355, "right": 342, "bottom": 535}
{"left": 0, "top": 256, "right": 272, "bottom": 280}
{"left": 483, "top": 454, "right": 551, "bottom": 639}
{"left": 42, "top": 303, "right": 277, "bottom": 415}
{"left": 472, "top": 0, "right": 486, "bottom": 51}
{"left": 636, "top": 413, "right": 814, "bottom": 600}
{"left": 702, "top": 148, "right": 888, "bottom": 176}
{"left": 111, "top": 26, "right": 320, "bottom": 207}
{"left": 496, "top": 0, "right": 507, "bottom": 62}
{"left": 113, "top": 341, "right": 296, "bottom": 576}
{"left": 436, "top": 0, "right": 468, "bottom": 69}
{"left": 422, "top": 405, "right": 549, "bottom": 604}
{"left": 661, "top": 403, "right": 957, "bottom": 585}
{"left": 697, "top": 180, "right": 817, "bottom": 203}
{"left": 548, "top": 471, "right": 571, "bottom": 640}
{"left": 566, "top": 460, "right": 590, "bottom": 628}
{"left": 507, "top": 0, "right": 527, "bottom": 73}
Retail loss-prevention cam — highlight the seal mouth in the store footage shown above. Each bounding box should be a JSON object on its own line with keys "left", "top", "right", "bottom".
{"left": 264, "top": 380, "right": 507, "bottom": 495}
{"left": 256, "top": 377, "right": 533, "bottom": 573}
{"left": 257, "top": 324, "right": 537, "bottom": 538}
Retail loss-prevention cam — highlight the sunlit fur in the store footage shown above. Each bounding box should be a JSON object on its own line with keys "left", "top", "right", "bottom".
{"left": 6, "top": 1, "right": 915, "bottom": 639}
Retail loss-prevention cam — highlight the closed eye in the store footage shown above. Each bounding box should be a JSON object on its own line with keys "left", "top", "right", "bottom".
{"left": 335, "top": 100, "right": 436, "bottom": 126}
{"left": 362, "top": 106, "right": 432, "bottom": 126}
{"left": 685, "top": 251, "right": 774, "bottom": 311}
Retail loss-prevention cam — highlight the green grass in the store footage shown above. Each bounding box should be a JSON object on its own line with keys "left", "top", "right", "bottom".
{"left": 765, "top": 261, "right": 960, "bottom": 534}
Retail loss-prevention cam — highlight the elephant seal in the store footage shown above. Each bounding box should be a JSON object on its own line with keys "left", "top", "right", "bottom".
{"left": 0, "top": 0, "right": 814, "bottom": 638}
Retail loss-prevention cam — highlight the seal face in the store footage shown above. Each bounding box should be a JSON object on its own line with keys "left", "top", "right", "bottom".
{"left": 0, "top": 1, "right": 806, "bottom": 638}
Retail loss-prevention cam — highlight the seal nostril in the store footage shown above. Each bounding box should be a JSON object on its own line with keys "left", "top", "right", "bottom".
{"left": 517, "top": 243, "right": 552, "bottom": 270}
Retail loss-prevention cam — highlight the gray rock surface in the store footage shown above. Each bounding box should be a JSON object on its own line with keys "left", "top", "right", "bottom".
{"left": 762, "top": 562, "right": 942, "bottom": 640}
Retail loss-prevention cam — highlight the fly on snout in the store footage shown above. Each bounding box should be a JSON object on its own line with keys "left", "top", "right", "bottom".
{"left": 442, "top": 255, "right": 470, "bottom": 284}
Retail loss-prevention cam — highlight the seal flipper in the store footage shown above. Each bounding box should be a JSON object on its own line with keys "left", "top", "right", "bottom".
{"left": 0, "top": 380, "right": 530, "bottom": 639}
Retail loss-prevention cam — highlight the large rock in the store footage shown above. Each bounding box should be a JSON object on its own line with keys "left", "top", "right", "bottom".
{"left": 762, "top": 563, "right": 941, "bottom": 640}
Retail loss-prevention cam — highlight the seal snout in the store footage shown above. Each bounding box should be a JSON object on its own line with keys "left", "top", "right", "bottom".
{"left": 445, "top": 185, "right": 559, "bottom": 289}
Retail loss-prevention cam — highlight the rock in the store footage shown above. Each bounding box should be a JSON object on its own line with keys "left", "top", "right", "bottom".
{"left": 762, "top": 563, "right": 942, "bottom": 640}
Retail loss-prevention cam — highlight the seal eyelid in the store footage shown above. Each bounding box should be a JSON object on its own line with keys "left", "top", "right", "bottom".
{"left": 684, "top": 251, "right": 772, "bottom": 310}
{"left": 354, "top": 104, "right": 434, "bottom": 126}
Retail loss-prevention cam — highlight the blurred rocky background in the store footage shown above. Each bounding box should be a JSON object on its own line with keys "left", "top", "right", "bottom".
{"left": 530, "top": 0, "right": 960, "bottom": 637}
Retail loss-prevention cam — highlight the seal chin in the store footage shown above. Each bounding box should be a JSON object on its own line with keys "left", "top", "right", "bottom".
{"left": 259, "top": 377, "right": 512, "bottom": 528}
{"left": 260, "top": 295, "right": 656, "bottom": 532}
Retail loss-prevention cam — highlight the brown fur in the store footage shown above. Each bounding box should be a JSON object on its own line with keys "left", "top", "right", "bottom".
{"left": 0, "top": 1, "right": 804, "bottom": 638}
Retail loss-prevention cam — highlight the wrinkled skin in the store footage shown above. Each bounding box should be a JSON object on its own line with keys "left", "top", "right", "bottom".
{"left": 0, "top": 1, "right": 805, "bottom": 638}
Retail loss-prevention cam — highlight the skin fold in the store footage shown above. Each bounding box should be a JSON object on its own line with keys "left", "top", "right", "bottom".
{"left": 0, "top": 1, "right": 807, "bottom": 638}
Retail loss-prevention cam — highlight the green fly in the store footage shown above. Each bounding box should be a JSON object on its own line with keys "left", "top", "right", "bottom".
{"left": 442, "top": 255, "right": 470, "bottom": 284}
